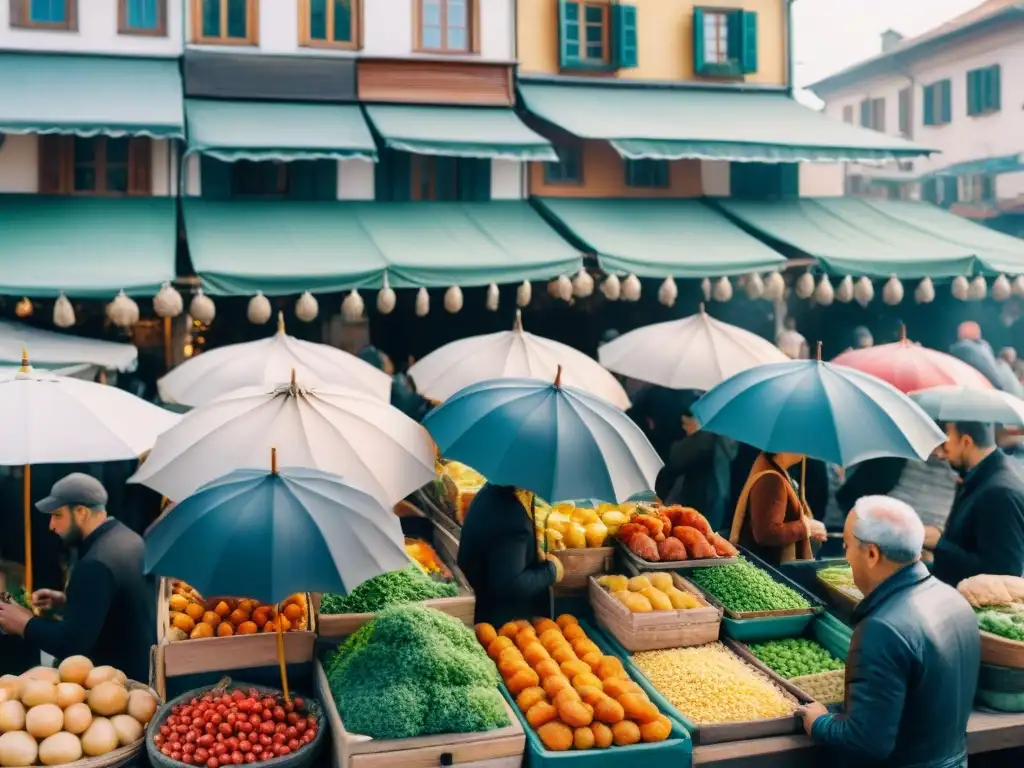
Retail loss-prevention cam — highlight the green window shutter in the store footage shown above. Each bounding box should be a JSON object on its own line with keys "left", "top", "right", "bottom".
{"left": 779, "top": 163, "right": 798, "bottom": 199}
{"left": 940, "top": 80, "right": 951, "bottom": 123}
{"left": 288, "top": 161, "right": 316, "bottom": 200}
{"left": 967, "top": 70, "right": 978, "bottom": 116}
{"left": 692, "top": 8, "right": 706, "bottom": 75}
{"left": 611, "top": 3, "right": 638, "bottom": 69}
{"left": 860, "top": 99, "right": 871, "bottom": 127}
{"left": 199, "top": 156, "right": 232, "bottom": 200}
{"left": 374, "top": 149, "right": 411, "bottom": 202}
{"left": 457, "top": 159, "right": 491, "bottom": 202}
{"left": 558, "top": 0, "right": 581, "bottom": 69}
{"left": 739, "top": 11, "right": 758, "bottom": 73}
{"left": 989, "top": 65, "right": 1001, "bottom": 111}
{"left": 923, "top": 86, "right": 935, "bottom": 126}
{"left": 312, "top": 160, "right": 337, "bottom": 201}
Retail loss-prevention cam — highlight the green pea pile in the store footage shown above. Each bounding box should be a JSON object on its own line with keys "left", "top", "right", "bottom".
{"left": 747, "top": 638, "right": 844, "bottom": 679}
{"left": 689, "top": 558, "right": 810, "bottom": 614}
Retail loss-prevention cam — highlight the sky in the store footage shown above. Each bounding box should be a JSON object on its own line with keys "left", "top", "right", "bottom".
{"left": 792, "top": 0, "right": 983, "bottom": 106}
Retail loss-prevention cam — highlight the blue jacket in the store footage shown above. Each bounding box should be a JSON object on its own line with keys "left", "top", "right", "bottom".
{"left": 811, "top": 561, "right": 979, "bottom": 768}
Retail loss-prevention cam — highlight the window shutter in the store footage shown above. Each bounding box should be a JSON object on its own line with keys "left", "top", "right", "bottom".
{"left": 923, "top": 87, "right": 934, "bottom": 126}
{"left": 436, "top": 156, "right": 458, "bottom": 201}
{"left": 312, "top": 159, "right": 337, "bottom": 201}
{"left": 860, "top": 99, "right": 871, "bottom": 127}
{"left": 68, "top": 0, "right": 78, "bottom": 30}
{"left": 989, "top": 66, "right": 1001, "bottom": 111}
{"left": 37, "top": 135, "right": 66, "bottom": 194}
{"left": 289, "top": 161, "right": 316, "bottom": 200}
{"left": 611, "top": 3, "right": 638, "bottom": 69}
{"left": 375, "top": 149, "right": 411, "bottom": 202}
{"left": 128, "top": 137, "right": 152, "bottom": 195}
{"left": 692, "top": 8, "right": 705, "bottom": 75}
{"left": 199, "top": 155, "right": 232, "bottom": 200}
{"left": 9, "top": 0, "right": 25, "bottom": 27}
{"left": 967, "top": 70, "right": 978, "bottom": 115}
{"left": 558, "top": 0, "right": 580, "bottom": 69}
{"left": 457, "top": 159, "right": 491, "bottom": 202}
{"left": 940, "top": 80, "right": 951, "bottom": 123}
{"left": 739, "top": 11, "right": 758, "bottom": 73}
{"left": 779, "top": 163, "right": 798, "bottom": 199}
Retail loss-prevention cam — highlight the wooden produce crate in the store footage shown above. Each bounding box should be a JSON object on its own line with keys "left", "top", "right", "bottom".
{"left": 314, "top": 520, "right": 475, "bottom": 638}
{"left": 153, "top": 578, "right": 317, "bottom": 699}
{"left": 589, "top": 574, "right": 721, "bottom": 652}
{"left": 815, "top": 570, "right": 863, "bottom": 615}
{"left": 981, "top": 631, "right": 1024, "bottom": 669}
{"left": 314, "top": 660, "right": 525, "bottom": 768}
{"left": 552, "top": 546, "right": 614, "bottom": 591}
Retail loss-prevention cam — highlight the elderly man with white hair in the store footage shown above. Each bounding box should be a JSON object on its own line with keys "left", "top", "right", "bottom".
{"left": 800, "top": 495, "right": 979, "bottom": 768}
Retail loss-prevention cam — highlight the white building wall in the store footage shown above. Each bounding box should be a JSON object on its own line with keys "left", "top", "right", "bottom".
{"left": 799, "top": 163, "right": 845, "bottom": 197}
{"left": 337, "top": 159, "right": 375, "bottom": 200}
{"left": 0, "top": 0, "right": 183, "bottom": 56}
{"left": 490, "top": 159, "right": 522, "bottom": 199}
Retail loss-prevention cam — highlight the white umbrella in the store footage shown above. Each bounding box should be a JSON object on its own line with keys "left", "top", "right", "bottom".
{"left": 130, "top": 373, "right": 436, "bottom": 506}
{"left": 0, "top": 352, "right": 180, "bottom": 594}
{"left": 157, "top": 312, "right": 391, "bottom": 407}
{"left": 0, "top": 320, "right": 138, "bottom": 372}
{"left": 598, "top": 306, "right": 788, "bottom": 391}
{"left": 911, "top": 385, "right": 1024, "bottom": 427}
{"left": 409, "top": 310, "right": 630, "bottom": 409}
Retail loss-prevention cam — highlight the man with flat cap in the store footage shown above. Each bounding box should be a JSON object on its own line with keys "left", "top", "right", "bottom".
{"left": 0, "top": 473, "right": 155, "bottom": 682}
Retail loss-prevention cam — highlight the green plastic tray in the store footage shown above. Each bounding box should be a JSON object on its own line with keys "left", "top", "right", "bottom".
{"left": 500, "top": 620, "right": 692, "bottom": 767}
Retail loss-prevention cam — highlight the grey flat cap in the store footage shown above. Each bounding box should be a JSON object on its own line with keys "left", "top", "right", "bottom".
{"left": 36, "top": 473, "right": 108, "bottom": 514}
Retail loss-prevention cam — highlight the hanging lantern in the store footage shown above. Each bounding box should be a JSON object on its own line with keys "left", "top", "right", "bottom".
{"left": 342, "top": 289, "right": 364, "bottom": 321}
{"left": 189, "top": 289, "right": 216, "bottom": 325}
{"left": 763, "top": 272, "right": 785, "bottom": 302}
{"left": 516, "top": 280, "right": 532, "bottom": 308}
{"left": 795, "top": 271, "right": 815, "bottom": 300}
{"left": 915, "top": 277, "right": 936, "bottom": 304}
{"left": 107, "top": 289, "right": 140, "bottom": 329}
{"left": 854, "top": 277, "right": 874, "bottom": 307}
{"left": 951, "top": 275, "right": 970, "bottom": 301}
{"left": 745, "top": 272, "right": 765, "bottom": 300}
{"left": 485, "top": 283, "right": 499, "bottom": 311}
{"left": 444, "top": 285, "right": 463, "bottom": 313}
{"left": 658, "top": 276, "right": 677, "bottom": 307}
{"left": 377, "top": 275, "right": 396, "bottom": 315}
{"left": 52, "top": 293, "right": 75, "bottom": 328}
{"left": 415, "top": 287, "right": 430, "bottom": 317}
{"left": 835, "top": 276, "right": 854, "bottom": 303}
{"left": 992, "top": 274, "right": 1012, "bottom": 302}
{"left": 601, "top": 274, "right": 621, "bottom": 301}
{"left": 814, "top": 276, "right": 834, "bottom": 306}
{"left": 550, "top": 275, "right": 572, "bottom": 302}
{"left": 572, "top": 269, "right": 594, "bottom": 298}
{"left": 1013, "top": 275, "right": 1024, "bottom": 298}
{"left": 153, "top": 282, "right": 183, "bottom": 318}
{"left": 15, "top": 297, "right": 32, "bottom": 319}
{"left": 700, "top": 277, "right": 712, "bottom": 302}
{"left": 247, "top": 292, "right": 272, "bottom": 325}
{"left": 883, "top": 276, "right": 904, "bottom": 306}
{"left": 968, "top": 275, "right": 987, "bottom": 301}
{"left": 621, "top": 273, "right": 641, "bottom": 301}
{"left": 712, "top": 277, "right": 733, "bottom": 302}
{"left": 295, "top": 291, "right": 319, "bottom": 322}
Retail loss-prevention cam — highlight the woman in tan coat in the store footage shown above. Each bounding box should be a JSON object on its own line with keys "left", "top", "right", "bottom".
{"left": 730, "top": 451, "right": 827, "bottom": 565}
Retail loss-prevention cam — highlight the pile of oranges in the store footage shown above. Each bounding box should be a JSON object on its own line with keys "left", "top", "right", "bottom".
{"left": 167, "top": 580, "right": 308, "bottom": 641}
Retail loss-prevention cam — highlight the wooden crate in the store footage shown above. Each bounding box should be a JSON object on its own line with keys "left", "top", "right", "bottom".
{"left": 589, "top": 573, "right": 721, "bottom": 652}
{"left": 314, "top": 660, "right": 525, "bottom": 768}
{"left": 153, "top": 578, "right": 316, "bottom": 699}
{"left": 815, "top": 572, "right": 863, "bottom": 614}
{"left": 314, "top": 523, "right": 475, "bottom": 638}
{"left": 981, "top": 631, "right": 1024, "bottom": 669}
{"left": 552, "top": 546, "right": 614, "bottom": 591}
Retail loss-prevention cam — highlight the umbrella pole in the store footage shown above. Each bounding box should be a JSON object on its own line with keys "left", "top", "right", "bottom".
{"left": 163, "top": 316, "right": 173, "bottom": 372}
{"left": 274, "top": 604, "right": 291, "bottom": 704}
{"left": 23, "top": 465, "right": 32, "bottom": 599}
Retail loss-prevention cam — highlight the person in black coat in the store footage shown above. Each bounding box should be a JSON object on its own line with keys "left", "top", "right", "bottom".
{"left": 456, "top": 484, "right": 563, "bottom": 627}
{"left": 803, "top": 495, "right": 979, "bottom": 767}
{"left": 926, "top": 421, "right": 1024, "bottom": 585}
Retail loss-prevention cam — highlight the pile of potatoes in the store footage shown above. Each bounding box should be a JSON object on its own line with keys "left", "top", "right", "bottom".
{"left": 0, "top": 657, "right": 159, "bottom": 766}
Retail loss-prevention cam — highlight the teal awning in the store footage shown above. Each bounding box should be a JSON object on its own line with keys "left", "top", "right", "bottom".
{"left": 185, "top": 99, "right": 377, "bottom": 162}
{"left": 0, "top": 195, "right": 176, "bottom": 298}
{"left": 921, "top": 153, "right": 1024, "bottom": 179}
{"left": 716, "top": 197, "right": 1024, "bottom": 278}
{"left": 185, "top": 200, "right": 582, "bottom": 296}
{"left": 0, "top": 54, "right": 183, "bottom": 138}
{"left": 519, "top": 82, "right": 931, "bottom": 164}
{"left": 363, "top": 105, "right": 557, "bottom": 161}
{"left": 533, "top": 198, "right": 785, "bottom": 278}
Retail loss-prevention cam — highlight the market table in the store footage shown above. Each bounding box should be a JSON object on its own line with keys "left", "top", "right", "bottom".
{"left": 691, "top": 710, "right": 1024, "bottom": 766}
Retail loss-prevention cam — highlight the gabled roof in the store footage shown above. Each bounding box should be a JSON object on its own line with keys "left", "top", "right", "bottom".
{"left": 809, "top": 1, "right": 1024, "bottom": 95}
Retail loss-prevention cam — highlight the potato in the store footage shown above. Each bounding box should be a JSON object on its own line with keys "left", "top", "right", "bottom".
{"left": 0, "top": 701, "right": 25, "bottom": 734}
{"left": 25, "top": 703, "right": 63, "bottom": 739}
{"left": 38, "top": 732, "right": 83, "bottom": 765}
{"left": 57, "top": 656, "right": 93, "bottom": 686}
{"left": 126, "top": 689, "right": 158, "bottom": 726}
{"left": 83, "top": 666, "right": 126, "bottom": 690}
{"left": 63, "top": 702, "right": 93, "bottom": 735}
{"left": 55, "top": 682, "right": 86, "bottom": 709}
{"left": 0, "top": 730, "right": 37, "bottom": 767}
{"left": 111, "top": 713, "right": 144, "bottom": 746}
{"left": 21, "top": 667, "right": 61, "bottom": 686}
{"left": 81, "top": 717, "right": 118, "bottom": 757}
{"left": 20, "top": 680, "right": 57, "bottom": 708}
{"left": 88, "top": 682, "right": 128, "bottom": 716}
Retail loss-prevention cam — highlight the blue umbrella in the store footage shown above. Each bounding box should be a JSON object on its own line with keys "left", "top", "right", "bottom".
{"left": 691, "top": 360, "right": 945, "bottom": 467}
{"left": 422, "top": 372, "right": 662, "bottom": 503}
{"left": 911, "top": 385, "right": 1024, "bottom": 427}
{"left": 144, "top": 459, "right": 410, "bottom": 606}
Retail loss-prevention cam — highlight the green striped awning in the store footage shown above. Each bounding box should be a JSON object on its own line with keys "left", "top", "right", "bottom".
{"left": 0, "top": 195, "right": 176, "bottom": 298}
{"left": 0, "top": 54, "right": 183, "bottom": 138}
{"left": 185, "top": 99, "right": 377, "bottom": 162}
{"left": 364, "top": 105, "right": 557, "bottom": 161}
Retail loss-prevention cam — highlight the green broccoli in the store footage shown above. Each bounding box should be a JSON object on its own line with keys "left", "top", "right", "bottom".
{"left": 323, "top": 604, "right": 508, "bottom": 740}
{"left": 978, "top": 609, "right": 1024, "bottom": 641}
{"left": 319, "top": 564, "right": 459, "bottom": 614}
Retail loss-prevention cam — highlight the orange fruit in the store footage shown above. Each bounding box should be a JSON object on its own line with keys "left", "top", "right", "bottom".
{"left": 190, "top": 623, "right": 215, "bottom": 639}
{"left": 237, "top": 621, "right": 259, "bottom": 635}
{"left": 283, "top": 604, "right": 303, "bottom": 622}
{"left": 252, "top": 607, "right": 271, "bottom": 627}
{"left": 263, "top": 621, "right": 277, "bottom": 633}
{"left": 172, "top": 613, "right": 196, "bottom": 634}
{"left": 185, "top": 602, "right": 205, "bottom": 622}
{"left": 229, "top": 609, "right": 249, "bottom": 626}
{"left": 216, "top": 621, "right": 234, "bottom": 637}
{"left": 278, "top": 615, "right": 292, "bottom": 632}
{"left": 201, "top": 611, "right": 221, "bottom": 628}
{"left": 214, "top": 601, "right": 231, "bottom": 618}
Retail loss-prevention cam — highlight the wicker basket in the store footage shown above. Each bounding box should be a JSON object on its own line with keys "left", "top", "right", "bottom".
{"left": 789, "top": 669, "right": 845, "bottom": 705}
{"left": 589, "top": 574, "right": 721, "bottom": 652}
{"left": 58, "top": 681, "right": 161, "bottom": 768}
{"left": 981, "top": 631, "right": 1024, "bottom": 669}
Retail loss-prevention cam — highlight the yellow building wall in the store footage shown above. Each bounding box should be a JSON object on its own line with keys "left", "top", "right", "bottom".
{"left": 517, "top": 0, "right": 788, "bottom": 86}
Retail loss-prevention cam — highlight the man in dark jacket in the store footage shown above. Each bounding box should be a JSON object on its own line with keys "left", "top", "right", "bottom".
{"left": 0, "top": 474, "right": 156, "bottom": 682}
{"left": 802, "top": 495, "right": 979, "bottom": 767}
{"left": 926, "top": 421, "right": 1024, "bottom": 585}
{"left": 457, "top": 484, "right": 562, "bottom": 627}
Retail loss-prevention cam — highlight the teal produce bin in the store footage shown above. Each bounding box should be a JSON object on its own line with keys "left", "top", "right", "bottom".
{"left": 504, "top": 620, "right": 692, "bottom": 767}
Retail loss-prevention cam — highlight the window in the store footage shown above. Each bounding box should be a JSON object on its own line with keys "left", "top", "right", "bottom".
{"left": 558, "top": 1, "right": 636, "bottom": 71}
{"left": 411, "top": 156, "right": 461, "bottom": 200}
{"left": 192, "top": 0, "right": 258, "bottom": 44}
{"left": 693, "top": 7, "right": 757, "bottom": 77}
{"left": 13, "top": 0, "right": 76, "bottom": 29}
{"left": 921, "top": 177, "right": 958, "bottom": 206}
{"left": 898, "top": 87, "right": 911, "bottom": 136}
{"left": 416, "top": 0, "right": 473, "bottom": 53}
{"left": 967, "top": 65, "right": 1000, "bottom": 116}
{"left": 962, "top": 174, "right": 996, "bottom": 204}
{"left": 37, "top": 136, "right": 151, "bottom": 196}
{"left": 845, "top": 174, "right": 865, "bottom": 196}
{"left": 859, "top": 97, "right": 885, "bottom": 131}
{"left": 624, "top": 159, "right": 669, "bottom": 189}
{"left": 842, "top": 105, "right": 854, "bottom": 124}
{"left": 923, "top": 80, "right": 951, "bottom": 126}
{"left": 300, "top": 0, "right": 357, "bottom": 48}
{"left": 544, "top": 146, "right": 582, "bottom": 185}
{"left": 231, "top": 161, "right": 289, "bottom": 197}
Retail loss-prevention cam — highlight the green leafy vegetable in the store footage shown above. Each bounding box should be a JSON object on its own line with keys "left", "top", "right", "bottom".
{"left": 977, "top": 608, "right": 1024, "bottom": 641}
{"left": 689, "top": 558, "right": 810, "bottom": 613}
{"left": 747, "top": 638, "right": 844, "bottom": 679}
{"left": 319, "top": 564, "right": 459, "bottom": 614}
